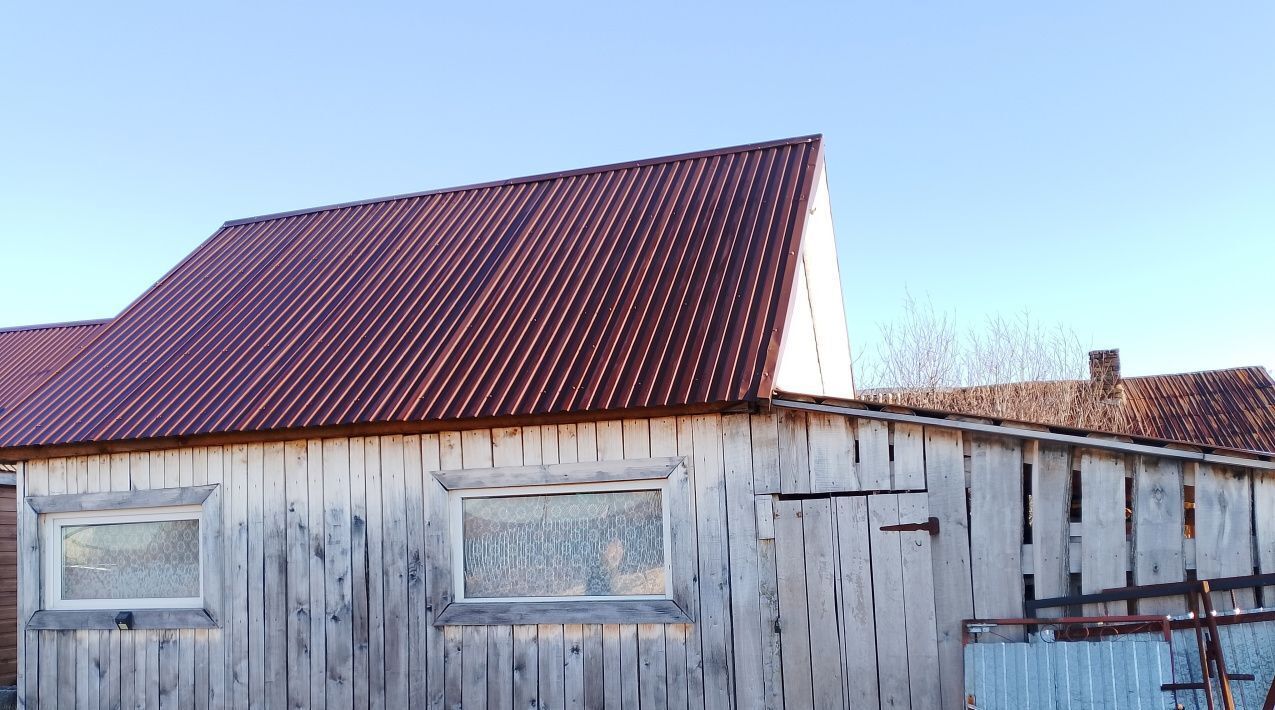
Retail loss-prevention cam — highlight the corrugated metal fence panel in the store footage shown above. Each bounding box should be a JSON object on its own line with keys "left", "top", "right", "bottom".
{"left": 965, "top": 640, "right": 1175, "bottom": 710}
{"left": 0, "top": 136, "right": 822, "bottom": 449}
{"left": 1166, "top": 620, "right": 1275, "bottom": 710}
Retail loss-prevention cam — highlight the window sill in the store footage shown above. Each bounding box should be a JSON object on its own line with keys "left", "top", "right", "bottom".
{"left": 434, "top": 599, "right": 693, "bottom": 626}
{"left": 28, "top": 608, "right": 218, "bottom": 630}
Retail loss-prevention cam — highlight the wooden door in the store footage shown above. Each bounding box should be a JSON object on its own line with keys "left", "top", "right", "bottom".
{"left": 773, "top": 492, "right": 941, "bottom": 710}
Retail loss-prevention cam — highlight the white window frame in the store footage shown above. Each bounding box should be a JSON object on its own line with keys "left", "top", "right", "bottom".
{"left": 428, "top": 456, "right": 695, "bottom": 626}
{"left": 449, "top": 478, "right": 674, "bottom": 604}
{"left": 43, "top": 504, "right": 205, "bottom": 611}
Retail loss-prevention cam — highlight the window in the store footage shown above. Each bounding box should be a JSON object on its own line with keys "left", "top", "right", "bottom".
{"left": 26, "top": 485, "right": 222, "bottom": 630}
{"left": 45, "top": 506, "right": 203, "bottom": 611}
{"left": 429, "top": 457, "right": 693, "bottom": 625}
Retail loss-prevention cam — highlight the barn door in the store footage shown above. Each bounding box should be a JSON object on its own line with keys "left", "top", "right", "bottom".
{"left": 772, "top": 492, "right": 941, "bottom": 710}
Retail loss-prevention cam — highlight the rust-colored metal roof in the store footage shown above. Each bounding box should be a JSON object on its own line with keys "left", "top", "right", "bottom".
{"left": 0, "top": 320, "right": 107, "bottom": 419}
{"left": 1122, "top": 367, "right": 1275, "bottom": 453}
{"left": 0, "top": 135, "right": 823, "bottom": 450}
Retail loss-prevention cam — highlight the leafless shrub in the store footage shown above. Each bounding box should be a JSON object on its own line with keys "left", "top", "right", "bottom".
{"left": 859, "top": 293, "right": 1128, "bottom": 432}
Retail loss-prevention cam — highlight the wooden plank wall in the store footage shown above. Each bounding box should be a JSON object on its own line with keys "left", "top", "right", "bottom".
{"left": 12, "top": 410, "right": 1275, "bottom": 710}
{"left": 0, "top": 483, "right": 16, "bottom": 686}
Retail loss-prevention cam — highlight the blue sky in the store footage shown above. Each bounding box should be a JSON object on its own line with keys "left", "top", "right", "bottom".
{"left": 2, "top": 2, "right": 1271, "bottom": 378}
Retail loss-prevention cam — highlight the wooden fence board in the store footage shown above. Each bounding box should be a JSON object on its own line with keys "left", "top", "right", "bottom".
{"left": 899, "top": 493, "right": 942, "bottom": 709}
{"left": 1132, "top": 456, "right": 1185, "bottom": 615}
{"left": 1195, "top": 463, "right": 1256, "bottom": 608}
{"left": 773, "top": 498, "right": 812, "bottom": 709}
{"left": 869, "top": 495, "right": 911, "bottom": 710}
{"left": 834, "top": 496, "right": 878, "bottom": 708}
{"left": 968, "top": 436, "right": 1024, "bottom": 636}
{"left": 1079, "top": 450, "right": 1129, "bottom": 615}
{"left": 807, "top": 412, "right": 857, "bottom": 493}
{"left": 801, "top": 498, "right": 844, "bottom": 709}
{"left": 857, "top": 418, "right": 890, "bottom": 490}
{"left": 1029, "top": 442, "right": 1073, "bottom": 617}
{"left": 923, "top": 428, "right": 974, "bottom": 710}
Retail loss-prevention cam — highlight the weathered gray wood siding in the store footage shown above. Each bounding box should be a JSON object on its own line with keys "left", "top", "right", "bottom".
{"left": 14, "top": 411, "right": 1275, "bottom": 709}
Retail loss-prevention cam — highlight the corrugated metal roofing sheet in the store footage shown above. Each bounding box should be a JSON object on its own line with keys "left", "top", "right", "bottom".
{"left": 1123, "top": 367, "right": 1275, "bottom": 454}
{"left": 0, "top": 135, "right": 823, "bottom": 449}
{"left": 0, "top": 320, "right": 107, "bottom": 419}
{"left": 964, "top": 640, "right": 1174, "bottom": 710}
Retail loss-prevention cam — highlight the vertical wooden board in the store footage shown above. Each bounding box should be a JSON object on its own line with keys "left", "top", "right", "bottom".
{"left": 675, "top": 416, "right": 705, "bottom": 710}
{"left": 558, "top": 424, "right": 581, "bottom": 464}
{"left": 245, "top": 444, "right": 267, "bottom": 705}
{"left": 899, "top": 493, "right": 942, "bottom": 710}
{"left": 323, "top": 439, "right": 355, "bottom": 706}
{"left": 602, "top": 626, "right": 622, "bottom": 709}
{"left": 462, "top": 626, "right": 489, "bottom": 710}
{"left": 720, "top": 414, "right": 763, "bottom": 710}
{"left": 158, "top": 631, "right": 178, "bottom": 709}
{"left": 772, "top": 498, "right": 812, "bottom": 709}
{"left": 621, "top": 418, "right": 651, "bottom": 457}
{"left": 618, "top": 625, "right": 638, "bottom": 710}
{"left": 748, "top": 414, "right": 780, "bottom": 495}
{"left": 177, "top": 450, "right": 196, "bottom": 710}
{"left": 776, "top": 409, "right": 810, "bottom": 494}
{"left": 16, "top": 461, "right": 37, "bottom": 710}
{"left": 691, "top": 415, "right": 733, "bottom": 710}
{"left": 363, "top": 439, "right": 386, "bottom": 710}
{"left": 869, "top": 495, "right": 911, "bottom": 710}
{"left": 636, "top": 625, "right": 665, "bottom": 710}
{"left": 800, "top": 498, "right": 844, "bottom": 709}
{"left": 538, "top": 625, "right": 566, "bottom": 710}
{"left": 968, "top": 436, "right": 1025, "bottom": 634}
{"left": 1030, "top": 443, "right": 1073, "bottom": 617}
{"left": 260, "top": 442, "right": 289, "bottom": 709}
{"left": 78, "top": 630, "right": 95, "bottom": 710}
{"left": 807, "top": 412, "right": 857, "bottom": 493}
{"left": 563, "top": 625, "right": 585, "bottom": 710}
{"left": 923, "top": 427, "right": 974, "bottom": 710}
{"left": 892, "top": 422, "right": 926, "bottom": 490}
{"left": 512, "top": 625, "right": 539, "bottom": 710}
{"left": 443, "top": 626, "right": 464, "bottom": 710}
{"left": 205, "top": 447, "right": 226, "bottom": 709}
{"left": 582, "top": 625, "right": 607, "bottom": 710}
{"left": 416, "top": 433, "right": 444, "bottom": 710}
{"left": 345, "top": 439, "right": 369, "bottom": 710}
{"left": 1079, "top": 450, "right": 1130, "bottom": 615}
{"left": 1195, "top": 463, "right": 1256, "bottom": 608}
{"left": 439, "top": 432, "right": 465, "bottom": 710}
{"left": 191, "top": 447, "right": 209, "bottom": 710}
{"left": 575, "top": 422, "right": 598, "bottom": 463}
{"left": 1256, "top": 470, "right": 1275, "bottom": 604}
{"left": 596, "top": 420, "right": 624, "bottom": 462}
{"left": 857, "top": 418, "right": 891, "bottom": 490}
{"left": 1131, "top": 456, "right": 1186, "bottom": 615}
{"left": 487, "top": 627, "right": 514, "bottom": 710}
{"left": 833, "top": 496, "right": 878, "bottom": 707}
{"left": 228, "top": 444, "right": 250, "bottom": 710}
{"left": 378, "top": 437, "right": 410, "bottom": 709}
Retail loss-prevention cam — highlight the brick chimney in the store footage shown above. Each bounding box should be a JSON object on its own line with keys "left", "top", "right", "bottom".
{"left": 1088, "top": 349, "right": 1122, "bottom": 402}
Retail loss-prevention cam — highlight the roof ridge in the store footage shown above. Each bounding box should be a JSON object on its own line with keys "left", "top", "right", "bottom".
{"left": 222, "top": 134, "right": 823, "bottom": 228}
{"left": 0, "top": 318, "right": 111, "bottom": 335}
{"left": 1126, "top": 365, "right": 1271, "bottom": 380}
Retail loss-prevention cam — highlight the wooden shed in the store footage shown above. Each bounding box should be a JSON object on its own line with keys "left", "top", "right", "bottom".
{"left": 0, "top": 320, "right": 107, "bottom": 687}
{"left": 2, "top": 136, "right": 1274, "bottom": 710}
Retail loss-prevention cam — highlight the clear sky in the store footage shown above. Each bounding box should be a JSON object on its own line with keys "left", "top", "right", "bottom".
{"left": 2, "top": 1, "right": 1271, "bottom": 379}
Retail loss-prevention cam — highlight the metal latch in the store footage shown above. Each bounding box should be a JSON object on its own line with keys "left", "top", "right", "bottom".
{"left": 879, "top": 516, "right": 940, "bottom": 535}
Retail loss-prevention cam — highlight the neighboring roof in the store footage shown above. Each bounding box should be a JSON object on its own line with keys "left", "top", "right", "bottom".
{"left": 861, "top": 365, "right": 1275, "bottom": 455}
{"left": 1122, "top": 367, "right": 1275, "bottom": 454}
{"left": 0, "top": 319, "right": 107, "bottom": 419}
{"left": 0, "top": 136, "right": 823, "bottom": 451}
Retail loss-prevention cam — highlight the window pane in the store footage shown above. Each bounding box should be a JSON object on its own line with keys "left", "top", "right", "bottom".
{"left": 462, "top": 490, "right": 665, "bottom": 599}
{"left": 61, "top": 519, "right": 201, "bottom": 600}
